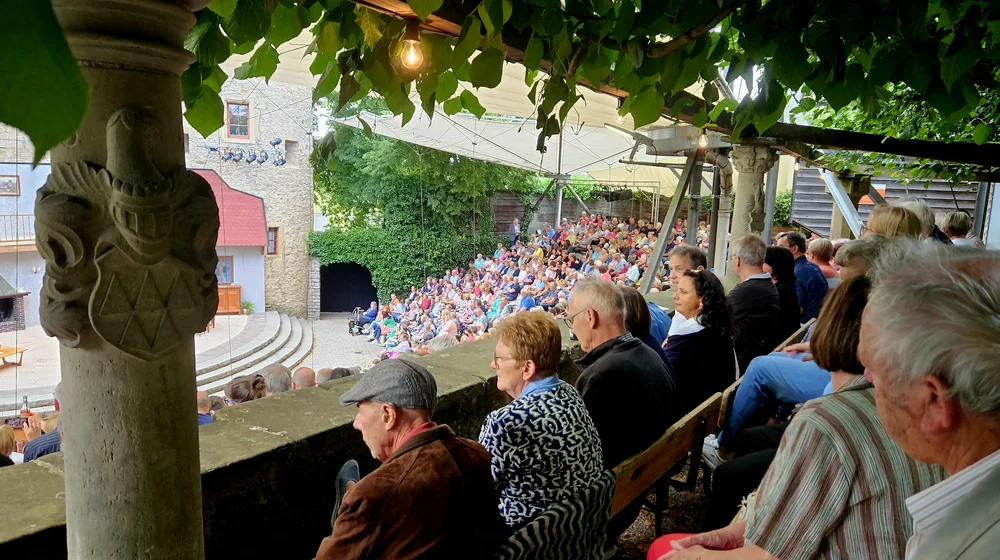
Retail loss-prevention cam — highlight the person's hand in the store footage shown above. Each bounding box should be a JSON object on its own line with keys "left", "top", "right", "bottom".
{"left": 659, "top": 544, "right": 707, "bottom": 559}
{"left": 669, "top": 523, "right": 746, "bottom": 552}
{"left": 22, "top": 414, "right": 44, "bottom": 441}
{"left": 781, "top": 341, "right": 811, "bottom": 356}
{"left": 15, "top": 440, "right": 26, "bottom": 454}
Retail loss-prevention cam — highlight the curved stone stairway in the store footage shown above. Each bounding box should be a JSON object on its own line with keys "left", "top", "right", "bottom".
{"left": 0, "top": 311, "right": 313, "bottom": 413}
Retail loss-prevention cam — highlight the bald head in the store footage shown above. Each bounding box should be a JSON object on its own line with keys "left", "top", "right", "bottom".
{"left": 292, "top": 367, "right": 316, "bottom": 389}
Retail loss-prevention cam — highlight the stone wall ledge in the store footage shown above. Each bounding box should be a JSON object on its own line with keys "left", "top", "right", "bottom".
{"left": 0, "top": 331, "right": 586, "bottom": 559}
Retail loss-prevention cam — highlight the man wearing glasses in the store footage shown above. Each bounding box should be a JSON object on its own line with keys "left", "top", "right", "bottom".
{"left": 567, "top": 278, "right": 680, "bottom": 545}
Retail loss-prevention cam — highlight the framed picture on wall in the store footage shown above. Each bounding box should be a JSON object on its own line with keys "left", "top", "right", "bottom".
{"left": 0, "top": 175, "right": 19, "bottom": 196}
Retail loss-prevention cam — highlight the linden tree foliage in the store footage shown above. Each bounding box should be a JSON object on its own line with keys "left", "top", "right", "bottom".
{"left": 6, "top": 0, "right": 1000, "bottom": 161}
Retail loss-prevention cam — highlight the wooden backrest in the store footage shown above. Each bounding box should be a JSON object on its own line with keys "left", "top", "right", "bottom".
{"left": 774, "top": 317, "right": 816, "bottom": 352}
{"left": 717, "top": 318, "right": 817, "bottom": 429}
{"left": 611, "top": 391, "right": 723, "bottom": 516}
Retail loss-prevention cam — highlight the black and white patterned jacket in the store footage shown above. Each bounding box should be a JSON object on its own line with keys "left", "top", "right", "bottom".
{"left": 479, "top": 380, "right": 605, "bottom": 529}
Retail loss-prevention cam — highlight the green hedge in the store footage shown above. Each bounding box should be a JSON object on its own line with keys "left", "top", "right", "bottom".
{"left": 309, "top": 228, "right": 502, "bottom": 302}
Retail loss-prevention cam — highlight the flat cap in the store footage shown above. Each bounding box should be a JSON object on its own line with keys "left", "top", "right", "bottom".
{"left": 340, "top": 358, "right": 438, "bottom": 409}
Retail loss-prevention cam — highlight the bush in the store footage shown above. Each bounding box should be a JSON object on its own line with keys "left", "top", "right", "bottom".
{"left": 774, "top": 190, "right": 792, "bottom": 226}
{"left": 309, "top": 228, "right": 502, "bottom": 301}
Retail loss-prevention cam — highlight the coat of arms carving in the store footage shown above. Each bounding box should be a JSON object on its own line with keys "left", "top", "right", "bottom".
{"left": 35, "top": 107, "right": 219, "bottom": 360}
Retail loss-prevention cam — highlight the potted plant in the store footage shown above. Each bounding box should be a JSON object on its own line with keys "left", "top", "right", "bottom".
{"left": 241, "top": 300, "right": 255, "bottom": 315}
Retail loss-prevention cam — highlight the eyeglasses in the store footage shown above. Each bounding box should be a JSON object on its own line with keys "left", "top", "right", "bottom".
{"left": 562, "top": 308, "right": 588, "bottom": 330}
{"left": 492, "top": 354, "right": 520, "bottom": 367}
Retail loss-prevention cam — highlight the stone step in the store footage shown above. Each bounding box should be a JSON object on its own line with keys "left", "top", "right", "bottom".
{"left": 196, "top": 311, "right": 281, "bottom": 376}
{"left": 196, "top": 313, "right": 292, "bottom": 392}
{"left": 282, "top": 318, "right": 313, "bottom": 371}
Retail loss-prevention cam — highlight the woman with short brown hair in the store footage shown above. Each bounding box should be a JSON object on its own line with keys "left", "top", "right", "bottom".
{"left": 478, "top": 312, "right": 604, "bottom": 534}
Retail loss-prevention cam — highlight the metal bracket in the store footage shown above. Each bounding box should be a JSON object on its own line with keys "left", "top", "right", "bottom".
{"left": 821, "top": 170, "right": 865, "bottom": 238}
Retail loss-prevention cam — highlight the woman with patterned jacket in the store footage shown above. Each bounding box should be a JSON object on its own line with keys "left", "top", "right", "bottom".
{"left": 478, "top": 312, "right": 605, "bottom": 530}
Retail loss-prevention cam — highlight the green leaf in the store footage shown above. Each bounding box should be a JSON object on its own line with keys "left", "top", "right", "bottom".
{"left": 0, "top": 0, "right": 89, "bottom": 164}
{"left": 337, "top": 73, "right": 361, "bottom": 111}
{"left": 869, "top": 47, "right": 903, "bottom": 85}
{"left": 417, "top": 74, "right": 438, "bottom": 118}
{"left": 186, "top": 11, "right": 232, "bottom": 67}
{"left": 752, "top": 80, "right": 787, "bottom": 134}
{"left": 233, "top": 42, "right": 280, "bottom": 82}
{"left": 455, "top": 61, "right": 472, "bottom": 82}
{"left": 771, "top": 41, "right": 810, "bottom": 90}
{"left": 452, "top": 16, "right": 482, "bottom": 68}
{"left": 629, "top": 86, "right": 664, "bottom": 128}
{"left": 181, "top": 63, "right": 206, "bottom": 106}
{"left": 709, "top": 98, "right": 737, "bottom": 121}
{"left": 204, "top": 66, "right": 229, "bottom": 93}
{"left": 313, "top": 62, "right": 341, "bottom": 102}
{"left": 690, "top": 110, "right": 708, "bottom": 129}
{"left": 527, "top": 81, "right": 539, "bottom": 104}
{"left": 316, "top": 20, "right": 343, "bottom": 56}
{"left": 581, "top": 48, "right": 611, "bottom": 85}
{"left": 268, "top": 3, "right": 306, "bottom": 46}
{"left": 185, "top": 87, "right": 225, "bottom": 138}
{"left": 525, "top": 67, "right": 538, "bottom": 87}
{"left": 478, "top": 0, "right": 512, "bottom": 36}
{"left": 231, "top": 40, "right": 256, "bottom": 55}
{"left": 355, "top": 6, "right": 384, "bottom": 49}
{"left": 900, "top": 57, "right": 933, "bottom": 93}
{"left": 461, "top": 90, "right": 487, "bottom": 118}
{"left": 470, "top": 48, "right": 504, "bottom": 88}
{"left": 539, "top": 77, "right": 568, "bottom": 114}
{"left": 613, "top": 0, "right": 635, "bottom": 45}
{"left": 221, "top": 0, "right": 270, "bottom": 46}
{"left": 790, "top": 97, "right": 816, "bottom": 114}
{"left": 443, "top": 96, "right": 464, "bottom": 115}
{"left": 524, "top": 35, "right": 543, "bottom": 71}
{"left": 423, "top": 33, "right": 452, "bottom": 74}
{"left": 408, "top": 0, "right": 443, "bottom": 21}
{"left": 553, "top": 29, "right": 573, "bottom": 61}
{"left": 941, "top": 42, "right": 978, "bottom": 92}
{"left": 208, "top": 0, "right": 238, "bottom": 18}
{"left": 436, "top": 70, "right": 459, "bottom": 101}
{"left": 358, "top": 117, "right": 373, "bottom": 138}
{"left": 973, "top": 123, "right": 992, "bottom": 145}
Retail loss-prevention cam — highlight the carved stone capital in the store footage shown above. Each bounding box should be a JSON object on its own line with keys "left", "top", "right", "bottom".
{"left": 36, "top": 107, "right": 219, "bottom": 359}
{"left": 731, "top": 145, "right": 778, "bottom": 175}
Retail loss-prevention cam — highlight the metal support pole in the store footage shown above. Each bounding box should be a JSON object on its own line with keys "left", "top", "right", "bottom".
{"left": 974, "top": 182, "right": 991, "bottom": 238}
{"left": 565, "top": 184, "right": 592, "bottom": 214}
{"left": 555, "top": 182, "right": 564, "bottom": 225}
{"left": 821, "top": 170, "right": 865, "bottom": 238}
{"left": 686, "top": 160, "right": 704, "bottom": 243}
{"left": 640, "top": 153, "right": 698, "bottom": 293}
{"left": 762, "top": 158, "right": 780, "bottom": 242}
{"left": 529, "top": 178, "right": 557, "bottom": 213}
{"left": 868, "top": 185, "right": 887, "bottom": 205}
{"left": 707, "top": 168, "right": 721, "bottom": 270}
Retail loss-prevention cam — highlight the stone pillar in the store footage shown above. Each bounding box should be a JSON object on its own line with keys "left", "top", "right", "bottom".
{"left": 829, "top": 174, "right": 871, "bottom": 239}
{"left": 728, "top": 145, "right": 777, "bottom": 287}
{"left": 307, "top": 257, "right": 321, "bottom": 320}
{"left": 40, "top": 2, "right": 212, "bottom": 558}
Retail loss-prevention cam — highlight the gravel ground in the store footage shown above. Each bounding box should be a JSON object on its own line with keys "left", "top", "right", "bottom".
{"left": 297, "top": 312, "right": 382, "bottom": 372}
{"left": 301, "top": 312, "right": 711, "bottom": 559}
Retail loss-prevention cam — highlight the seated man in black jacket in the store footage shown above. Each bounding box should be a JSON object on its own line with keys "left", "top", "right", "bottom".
{"left": 567, "top": 278, "right": 681, "bottom": 545}
{"left": 726, "top": 234, "right": 785, "bottom": 373}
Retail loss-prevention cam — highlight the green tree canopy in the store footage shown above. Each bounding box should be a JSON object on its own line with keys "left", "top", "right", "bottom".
{"left": 8, "top": 0, "right": 1000, "bottom": 165}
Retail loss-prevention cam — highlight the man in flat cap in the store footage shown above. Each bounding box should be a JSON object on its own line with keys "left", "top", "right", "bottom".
{"left": 313, "top": 358, "right": 506, "bottom": 560}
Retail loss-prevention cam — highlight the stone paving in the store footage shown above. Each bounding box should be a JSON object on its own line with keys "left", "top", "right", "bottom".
{"left": 296, "top": 312, "right": 381, "bottom": 372}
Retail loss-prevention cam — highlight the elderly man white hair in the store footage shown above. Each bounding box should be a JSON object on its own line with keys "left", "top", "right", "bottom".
{"left": 859, "top": 243, "right": 1000, "bottom": 560}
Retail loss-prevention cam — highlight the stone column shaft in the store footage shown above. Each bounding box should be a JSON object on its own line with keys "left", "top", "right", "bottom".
{"left": 42, "top": 2, "right": 214, "bottom": 558}
{"left": 727, "top": 145, "right": 777, "bottom": 287}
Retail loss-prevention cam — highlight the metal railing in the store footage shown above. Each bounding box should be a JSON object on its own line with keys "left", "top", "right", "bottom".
{"left": 0, "top": 214, "right": 36, "bottom": 242}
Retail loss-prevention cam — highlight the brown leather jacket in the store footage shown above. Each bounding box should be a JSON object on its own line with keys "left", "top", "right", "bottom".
{"left": 314, "top": 425, "right": 506, "bottom": 560}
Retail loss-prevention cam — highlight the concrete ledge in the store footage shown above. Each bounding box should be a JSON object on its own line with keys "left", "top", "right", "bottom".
{"left": 0, "top": 333, "right": 581, "bottom": 559}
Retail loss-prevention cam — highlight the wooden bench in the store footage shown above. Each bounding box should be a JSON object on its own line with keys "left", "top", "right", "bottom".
{"left": 0, "top": 346, "right": 26, "bottom": 369}
{"left": 612, "top": 391, "right": 723, "bottom": 535}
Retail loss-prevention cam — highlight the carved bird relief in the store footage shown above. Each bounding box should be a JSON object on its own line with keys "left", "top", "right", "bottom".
{"left": 35, "top": 107, "right": 220, "bottom": 360}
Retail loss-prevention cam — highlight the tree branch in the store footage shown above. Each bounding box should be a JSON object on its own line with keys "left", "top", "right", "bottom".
{"left": 646, "top": 0, "right": 747, "bottom": 59}
{"left": 563, "top": 40, "right": 590, "bottom": 79}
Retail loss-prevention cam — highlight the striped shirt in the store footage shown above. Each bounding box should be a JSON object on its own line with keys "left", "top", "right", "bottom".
{"left": 745, "top": 375, "right": 947, "bottom": 559}
{"left": 904, "top": 448, "right": 1000, "bottom": 559}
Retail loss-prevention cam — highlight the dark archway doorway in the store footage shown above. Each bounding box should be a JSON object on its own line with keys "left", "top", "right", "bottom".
{"left": 320, "top": 263, "right": 378, "bottom": 312}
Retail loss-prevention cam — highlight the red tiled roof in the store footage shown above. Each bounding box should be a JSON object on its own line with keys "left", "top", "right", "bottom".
{"left": 192, "top": 169, "right": 267, "bottom": 247}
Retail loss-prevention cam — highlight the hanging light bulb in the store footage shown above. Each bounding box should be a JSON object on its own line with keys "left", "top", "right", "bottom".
{"left": 400, "top": 21, "right": 423, "bottom": 70}
{"left": 698, "top": 129, "right": 709, "bottom": 148}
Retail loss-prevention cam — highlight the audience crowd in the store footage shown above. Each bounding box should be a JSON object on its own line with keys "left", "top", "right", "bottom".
{"left": 3, "top": 200, "right": 996, "bottom": 560}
